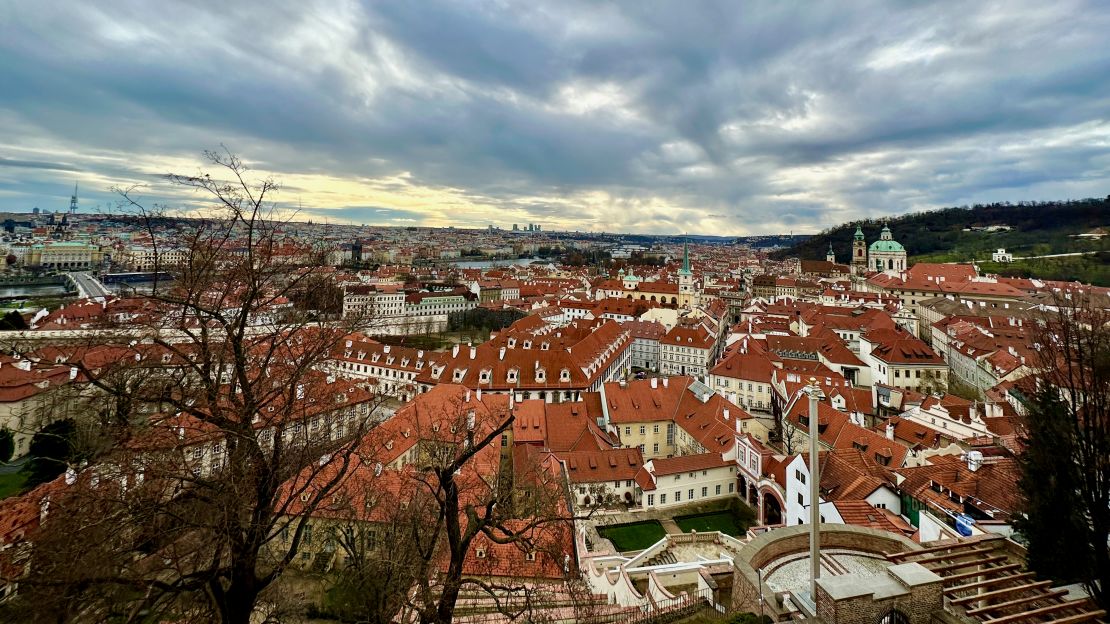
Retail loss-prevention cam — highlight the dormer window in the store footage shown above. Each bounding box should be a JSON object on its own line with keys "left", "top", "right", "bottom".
{"left": 560, "top": 368, "right": 571, "bottom": 382}
{"left": 507, "top": 368, "right": 519, "bottom": 383}
{"left": 453, "top": 369, "right": 465, "bottom": 382}
{"left": 479, "top": 368, "right": 492, "bottom": 383}
{"left": 475, "top": 548, "right": 486, "bottom": 559}
{"left": 536, "top": 368, "right": 546, "bottom": 383}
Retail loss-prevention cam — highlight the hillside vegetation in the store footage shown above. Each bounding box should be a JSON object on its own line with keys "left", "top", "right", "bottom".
{"left": 772, "top": 198, "right": 1110, "bottom": 271}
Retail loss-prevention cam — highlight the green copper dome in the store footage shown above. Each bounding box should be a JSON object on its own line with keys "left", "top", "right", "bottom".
{"left": 853, "top": 225, "right": 865, "bottom": 241}
{"left": 869, "top": 239, "right": 905, "bottom": 253}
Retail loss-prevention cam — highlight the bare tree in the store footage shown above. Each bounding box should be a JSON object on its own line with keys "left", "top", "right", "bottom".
{"left": 293, "top": 386, "right": 580, "bottom": 624}
{"left": 3, "top": 150, "right": 383, "bottom": 624}
{"left": 1016, "top": 291, "right": 1110, "bottom": 610}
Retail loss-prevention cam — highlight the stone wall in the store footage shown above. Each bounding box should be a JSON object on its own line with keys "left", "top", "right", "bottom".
{"left": 730, "top": 524, "right": 922, "bottom": 618}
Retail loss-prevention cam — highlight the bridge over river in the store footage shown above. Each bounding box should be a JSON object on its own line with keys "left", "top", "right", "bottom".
{"left": 63, "top": 272, "right": 111, "bottom": 300}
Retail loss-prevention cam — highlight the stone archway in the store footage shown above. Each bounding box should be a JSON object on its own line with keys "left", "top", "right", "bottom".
{"left": 761, "top": 489, "right": 783, "bottom": 525}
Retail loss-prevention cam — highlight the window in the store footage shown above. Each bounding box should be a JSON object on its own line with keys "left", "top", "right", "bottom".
{"left": 688, "top": 489, "right": 694, "bottom": 499}
{"left": 639, "top": 444, "right": 646, "bottom": 453}
{"left": 624, "top": 426, "right": 631, "bottom": 436}
{"left": 796, "top": 469, "right": 806, "bottom": 484}
{"left": 660, "top": 494, "right": 666, "bottom": 504}
{"left": 653, "top": 425, "right": 659, "bottom": 433}
{"left": 728, "top": 482, "right": 734, "bottom": 493}
{"left": 525, "top": 551, "right": 536, "bottom": 561}
{"left": 648, "top": 494, "right": 655, "bottom": 506}
{"left": 701, "top": 486, "right": 708, "bottom": 497}
{"left": 476, "top": 548, "right": 486, "bottom": 559}
{"left": 653, "top": 443, "right": 659, "bottom": 453}
{"left": 614, "top": 480, "right": 621, "bottom": 487}
{"left": 675, "top": 491, "right": 681, "bottom": 502}
{"left": 639, "top": 426, "right": 645, "bottom": 435}
{"left": 626, "top": 480, "right": 633, "bottom": 487}
{"left": 715, "top": 484, "right": 721, "bottom": 495}
{"left": 797, "top": 493, "right": 804, "bottom": 505}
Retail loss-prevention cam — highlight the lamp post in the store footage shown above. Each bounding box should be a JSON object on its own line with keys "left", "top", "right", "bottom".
{"left": 806, "top": 377, "right": 825, "bottom": 602}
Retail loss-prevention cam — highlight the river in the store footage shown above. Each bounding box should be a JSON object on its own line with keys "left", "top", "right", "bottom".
{"left": 450, "top": 257, "right": 547, "bottom": 269}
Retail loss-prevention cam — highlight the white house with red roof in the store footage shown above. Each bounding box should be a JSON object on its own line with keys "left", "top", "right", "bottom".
{"left": 659, "top": 321, "right": 716, "bottom": 380}
{"left": 634, "top": 452, "right": 738, "bottom": 509}
{"left": 860, "top": 328, "right": 948, "bottom": 393}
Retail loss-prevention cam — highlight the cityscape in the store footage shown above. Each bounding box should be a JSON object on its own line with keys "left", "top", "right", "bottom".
{"left": 0, "top": 3, "right": 1108, "bottom": 624}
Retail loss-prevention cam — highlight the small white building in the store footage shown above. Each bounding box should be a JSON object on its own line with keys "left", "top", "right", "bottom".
{"left": 991, "top": 249, "right": 1013, "bottom": 263}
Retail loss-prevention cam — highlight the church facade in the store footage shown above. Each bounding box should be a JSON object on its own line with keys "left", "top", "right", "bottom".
{"left": 851, "top": 224, "right": 907, "bottom": 277}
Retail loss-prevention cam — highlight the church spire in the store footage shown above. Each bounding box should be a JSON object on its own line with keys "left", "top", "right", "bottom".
{"left": 679, "top": 237, "right": 691, "bottom": 275}
{"left": 69, "top": 182, "right": 78, "bottom": 214}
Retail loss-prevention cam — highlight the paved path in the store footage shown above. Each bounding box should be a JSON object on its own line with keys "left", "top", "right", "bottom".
{"left": 660, "top": 518, "right": 683, "bottom": 535}
{"left": 1009, "top": 251, "right": 1100, "bottom": 260}
{"left": 0, "top": 456, "right": 27, "bottom": 475}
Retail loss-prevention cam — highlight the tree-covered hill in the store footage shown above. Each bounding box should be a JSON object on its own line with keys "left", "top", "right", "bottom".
{"left": 771, "top": 197, "right": 1110, "bottom": 265}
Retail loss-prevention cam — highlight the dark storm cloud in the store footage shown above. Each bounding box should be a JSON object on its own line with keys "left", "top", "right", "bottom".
{"left": 0, "top": 0, "right": 1107, "bottom": 234}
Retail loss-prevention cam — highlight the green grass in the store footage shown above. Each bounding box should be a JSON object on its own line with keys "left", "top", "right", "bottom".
{"left": 597, "top": 520, "right": 666, "bottom": 552}
{"left": 0, "top": 472, "right": 28, "bottom": 499}
{"left": 674, "top": 509, "right": 753, "bottom": 537}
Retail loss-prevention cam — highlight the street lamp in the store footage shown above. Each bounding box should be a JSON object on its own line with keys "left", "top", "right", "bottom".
{"left": 806, "top": 377, "right": 825, "bottom": 602}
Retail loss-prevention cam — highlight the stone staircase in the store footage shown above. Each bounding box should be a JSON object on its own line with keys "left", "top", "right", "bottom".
{"left": 445, "top": 586, "right": 640, "bottom": 624}
{"left": 645, "top": 550, "right": 678, "bottom": 567}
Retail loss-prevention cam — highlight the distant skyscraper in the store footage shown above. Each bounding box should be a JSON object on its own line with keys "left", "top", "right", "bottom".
{"left": 512, "top": 224, "right": 519, "bottom": 231}
{"left": 69, "top": 182, "right": 78, "bottom": 214}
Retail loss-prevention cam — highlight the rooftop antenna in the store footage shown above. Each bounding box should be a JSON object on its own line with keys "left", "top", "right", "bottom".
{"left": 69, "top": 182, "right": 79, "bottom": 214}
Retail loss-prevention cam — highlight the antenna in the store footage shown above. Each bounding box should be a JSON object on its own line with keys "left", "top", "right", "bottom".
{"left": 69, "top": 182, "right": 79, "bottom": 214}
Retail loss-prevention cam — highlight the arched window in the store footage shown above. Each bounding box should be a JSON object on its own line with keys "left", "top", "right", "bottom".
{"left": 876, "top": 609, "right": 910, "bottom": 624}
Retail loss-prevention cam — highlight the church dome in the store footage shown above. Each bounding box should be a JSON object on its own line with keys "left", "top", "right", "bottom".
{"left": 869, "top": 239, "right": 905, "bottom": 253}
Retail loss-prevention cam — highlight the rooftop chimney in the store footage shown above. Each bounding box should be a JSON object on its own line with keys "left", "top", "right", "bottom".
{"left": 469, "top": 346, "right": 477, "bottom": 359}
{"left": 499, "top": 346, "right": 506, "bottom": 361}
{"left": 966, "top": 450, "right": 984, "bottom": 472}
{"left": 662, "top": 377, "right": 669, "bottom": 388}
{"left": 885, "top": 422, "right": 895, "bottom": 440}
{"left": 452, "top": 344, "right": 460, "bottom": 357}
{"left": 650, "top": 377, "right": 658, "bottom": 389}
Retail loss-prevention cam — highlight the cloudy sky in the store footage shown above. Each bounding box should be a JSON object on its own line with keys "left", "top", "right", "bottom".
{"left": 1, "top": 1, "right": 1107, "bottom": 235}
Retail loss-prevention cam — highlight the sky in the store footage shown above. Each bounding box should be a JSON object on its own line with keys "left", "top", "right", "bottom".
{"left": 0, "top": 1, "right": 1108, "bottom": 236}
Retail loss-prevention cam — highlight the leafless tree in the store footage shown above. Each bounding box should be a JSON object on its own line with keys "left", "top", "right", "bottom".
{"left": 1016, "top": 291, "right": 1110, "bottom": 609}
{"left": 2, "top": 150, "right": 383, "bottom": 624}
{"left": 311, "top": 388, "right": 584, "bottom": 624}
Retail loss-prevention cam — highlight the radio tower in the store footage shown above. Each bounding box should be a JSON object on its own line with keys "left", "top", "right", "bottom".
{"left": 68, "top": 182, "right": 78, "bottom": 214}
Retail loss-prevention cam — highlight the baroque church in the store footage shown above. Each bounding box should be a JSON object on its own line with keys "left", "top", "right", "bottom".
{"left": 848, "top": 223, "right": 907, "bottom": 276}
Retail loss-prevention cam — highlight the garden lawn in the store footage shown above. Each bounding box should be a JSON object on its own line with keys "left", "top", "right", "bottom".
{"left": 0, "top": 472, "right": 28, "bottom": 500}
{"left": 673, "top": 510, "right": 751, "bottom": 537}
{"left": 597, "top": 521, "right": 666, "bottom": 552}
